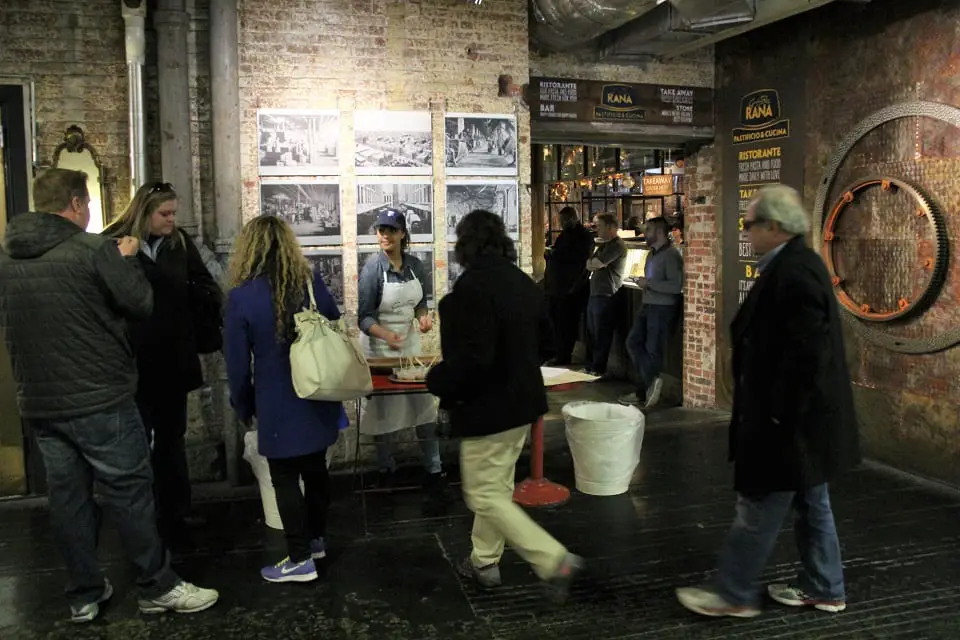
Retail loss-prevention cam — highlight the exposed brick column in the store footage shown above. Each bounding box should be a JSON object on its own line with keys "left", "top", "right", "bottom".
{"left": 682, "top": 146, "right": 719, "bottom": 408}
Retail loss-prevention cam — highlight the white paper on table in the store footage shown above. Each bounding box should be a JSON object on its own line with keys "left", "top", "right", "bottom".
{"left": 540, "top": 366, "right": 601, "bottom": 387}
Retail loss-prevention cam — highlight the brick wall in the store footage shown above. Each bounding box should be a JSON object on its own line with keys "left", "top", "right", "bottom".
{"left": 237, "top": 0, "right": 531, "bottom": 467}
{"left": 716, "top": 0, "right": 960, "bottom": 485}
{"left": 0, "top": 0, "right": 131, "bottom": 216}
{"left": 681, "top": 145, "right": 718, "bottom": 408}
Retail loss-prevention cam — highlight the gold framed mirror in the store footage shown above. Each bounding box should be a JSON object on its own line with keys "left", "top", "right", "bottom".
{"left": 52, "top": 125, "right": 108, "bottom": 233}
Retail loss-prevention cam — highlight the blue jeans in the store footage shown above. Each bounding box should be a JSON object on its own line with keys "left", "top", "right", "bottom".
{"left": 712, "top": 484, "right": 846, "bottom": 607}
{"left": 585, "top": 295, "right": 617, "bottom": 374}
{"left": 625, "top": 303, "right": 680, "bottom": 389}
{"left": 30, "top": 398, "right": 181, "bottom": 608}
{"left": 374, "top": 423, "right": 442, "bottom": 474}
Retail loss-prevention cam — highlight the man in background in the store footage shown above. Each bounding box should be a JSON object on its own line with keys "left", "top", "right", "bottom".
{"left": 676, "top": 185, "right": 860, "bottom": 618}
{"left": 584, "top": 213, "right": 626, "bottom": 377}
{"left": 620, "top": 216, "right": 683, "bottom": 408}
{"left": 0, "top": 169, "right": 219, "bottom": 623}
{"left": 543, "top": 206, "right": 593, "bottom": 366}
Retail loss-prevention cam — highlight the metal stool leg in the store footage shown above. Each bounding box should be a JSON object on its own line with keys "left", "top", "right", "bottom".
{"left": 513, "top": 416, "right": 571, "bottom": 508}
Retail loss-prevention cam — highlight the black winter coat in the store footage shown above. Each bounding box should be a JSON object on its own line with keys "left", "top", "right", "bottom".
{"left": 426, "top": 256, "right": 549, "bottom": 439}
{"left": 729, "top": 236, "right": 861, "bottom": 495}
{"left": 127, "top": 230, "right": 222, "bottom": 396}
{"left": 0, "top": 213, "right": 153, "bottom": 419}
{"left": 544, "top": 224, "right": 593, "bottom": 296}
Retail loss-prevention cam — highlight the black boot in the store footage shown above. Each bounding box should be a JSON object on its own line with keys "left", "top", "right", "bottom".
{"left": 422, "top": 472, "right": 455, "bottom": 515}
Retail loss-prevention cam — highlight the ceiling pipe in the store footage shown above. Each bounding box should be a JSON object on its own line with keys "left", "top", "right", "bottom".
{"left": 530, "top": 0, "right": 661, "bottom": 52}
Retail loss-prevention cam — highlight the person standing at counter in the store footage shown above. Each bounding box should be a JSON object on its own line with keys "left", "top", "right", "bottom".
{"left": 357, "top": 209, "right": 450, "bottom": 510}
{"left": 543, "top": 207, "right": 593, "bottom": 366}
{"left": 621, "top": 217, "right": 684, "bottom": 408}
{"left": 584, "top": 214, "right": 626, "bottom": 377}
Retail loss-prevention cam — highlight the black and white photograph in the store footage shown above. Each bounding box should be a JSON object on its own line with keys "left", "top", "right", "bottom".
{"left": 303, "top": 249, "right": 344, "bottom": 310}
{"left": 354, "top": 111, "right": 432, "bottom": 175}
{"left": 356, "top": 179, "right": 433, "bottom": 244}
{"left": 445, "top": 180, "right": 519, "bottom": 241}
{"left": 359, "top": 247, "right": 435, "bottom": 308}
{"left": 257, "top": 109, "right": 339, "bottom": 176}
{"left": 444, "top": 113, "right": 518, "bottom": 176}
{"left": 260, "top": 180, "right": 342, "bottom": 246}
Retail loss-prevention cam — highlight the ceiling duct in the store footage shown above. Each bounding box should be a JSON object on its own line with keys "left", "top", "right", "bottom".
{"left": 670, "top": 0, "right": 755, "bottom": 29}
{"left": 529, "top": 0, "right": 661, "bottom": 52}
{"left": 597, "top": 0, "right": 861, "bottom": 60}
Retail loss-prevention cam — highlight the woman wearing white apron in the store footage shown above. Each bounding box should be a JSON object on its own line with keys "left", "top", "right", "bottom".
{"left": 357, "top": 209, "right": 452, "bottom": 511}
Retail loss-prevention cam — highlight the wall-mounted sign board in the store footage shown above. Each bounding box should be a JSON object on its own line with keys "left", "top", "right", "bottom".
{"left": 528, "top": 77, "right": 713, "bottom": 128}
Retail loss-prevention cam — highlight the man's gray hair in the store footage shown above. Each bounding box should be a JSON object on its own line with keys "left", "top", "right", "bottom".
{"left": 753, "top": 185, "right": 811, "bottom": 236}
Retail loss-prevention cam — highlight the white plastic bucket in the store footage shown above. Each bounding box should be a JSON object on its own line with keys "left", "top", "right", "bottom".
{"left": 242, "top": 430, "right": 308, "bottom": 530}
{"left": 563, "top": 401, "right": 645, "bottom": 496}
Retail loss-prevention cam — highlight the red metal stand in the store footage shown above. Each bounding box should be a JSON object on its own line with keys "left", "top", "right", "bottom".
{"left": 513, "top": 416, "right": 571, "bottom": 508}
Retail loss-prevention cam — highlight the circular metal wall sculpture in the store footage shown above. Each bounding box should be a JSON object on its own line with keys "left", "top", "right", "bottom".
{"left": 822, "top": 176, "right": 948, "bottom": 322}
{"left": 813, "top": 101, "right": 960, "bottom": 354}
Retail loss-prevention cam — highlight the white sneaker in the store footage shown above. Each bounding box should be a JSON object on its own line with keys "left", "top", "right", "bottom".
{"left": 676, "top": 586, "right": 762, "bottom": 618}
{"left": 138, "top": 581, "right": 219, "bottom": 615}
{"left": 767, "top": 583, "right": 846, "bottom": 612}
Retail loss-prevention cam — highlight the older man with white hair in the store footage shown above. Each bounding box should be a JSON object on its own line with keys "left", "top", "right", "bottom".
{"left": 676, "top": 184, "right": 861, "bottom": 618}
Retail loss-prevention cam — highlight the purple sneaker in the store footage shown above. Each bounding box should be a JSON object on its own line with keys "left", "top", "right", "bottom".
{"left": 260, "top": 557, "right": 318, "bottom": 583}
{"left": 309, "top": 538, "right": 327, "bottom": 560}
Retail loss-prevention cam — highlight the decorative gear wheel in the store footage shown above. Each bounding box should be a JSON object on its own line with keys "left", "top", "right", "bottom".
{"left": 814, "top": 101, "right": 960, "bottom": 354}
{"left": 821, "top": 176, "right": 948, "bottom": 323}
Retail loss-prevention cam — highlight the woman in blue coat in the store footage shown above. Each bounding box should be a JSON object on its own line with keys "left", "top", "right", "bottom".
{"left": 224, "top": 216, "right": 347, "bottom": 584}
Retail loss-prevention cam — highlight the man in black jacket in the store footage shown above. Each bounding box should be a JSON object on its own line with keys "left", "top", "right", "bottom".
{"left": 0, "top": 169, "right": 218, "bottom": 622}
{"left": 676, "top": 185, "right": 860, "bottom": 618}
{"left": 543, "top": 206, "right": 592, "bottom": 366}
{"left": 427, "top": 210, "right": 584, "bottom": 604}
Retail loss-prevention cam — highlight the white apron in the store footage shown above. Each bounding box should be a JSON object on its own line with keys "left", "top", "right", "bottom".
{"left": 359, "top": 271, "right": 438, "bottom": 435}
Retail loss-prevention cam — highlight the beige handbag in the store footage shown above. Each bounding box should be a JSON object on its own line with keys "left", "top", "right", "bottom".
{"left": 290, "top": 281, "right": 373, "bottom": 401}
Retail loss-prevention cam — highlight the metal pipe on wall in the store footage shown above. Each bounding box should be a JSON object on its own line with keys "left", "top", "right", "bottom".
{"left": 210, "top": 0, "right": 242, "bottom": 255}
{"left": 121, "top": 0, "right": 147, "bottom": 195}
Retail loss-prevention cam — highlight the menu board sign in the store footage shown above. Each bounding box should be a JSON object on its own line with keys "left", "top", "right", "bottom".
{"left": 529, "top": 77, "right": 713, "bottom": 127}
{"left": 642, "top": 174, "right": 675, "bottom": 196}
{"left": 721, "top": 82, "right": 806, "bottom": 328}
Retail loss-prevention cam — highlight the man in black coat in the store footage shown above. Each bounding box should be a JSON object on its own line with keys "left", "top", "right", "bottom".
{"left": 543, "top": 206, "right": 593, "bottom": 365}
{"left": 676, "top": 185, "right": 860, "bottom": 618}
{"left": 427, "top": 210, "right": 584, "bottom": 604}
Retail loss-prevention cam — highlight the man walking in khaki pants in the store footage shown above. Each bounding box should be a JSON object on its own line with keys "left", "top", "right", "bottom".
{"left": 427, "top": 210, "right": 584, "bottom": 603}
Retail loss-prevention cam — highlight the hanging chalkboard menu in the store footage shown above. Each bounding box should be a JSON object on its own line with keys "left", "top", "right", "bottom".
{"left": 528, "top": 77, "right": 713, "bottom": 127}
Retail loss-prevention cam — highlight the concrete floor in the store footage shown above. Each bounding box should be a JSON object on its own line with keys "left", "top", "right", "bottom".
{"left": 1, "top": 381, "right": 959, "bottom": 639}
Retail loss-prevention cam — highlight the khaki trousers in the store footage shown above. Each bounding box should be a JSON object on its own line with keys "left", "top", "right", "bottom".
{"left": 460, "top": 425, "right": 568, "bottom": 580}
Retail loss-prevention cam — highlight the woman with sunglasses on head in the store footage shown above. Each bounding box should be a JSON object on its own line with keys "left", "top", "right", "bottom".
{"left": 357, "top": 209, "right": 452, "bottom": 512}
{"left": 104, "top": 182, "right": 222, "bottom": 542}
{"left": 223, "top": 216, "right": 346, "bottom": 583}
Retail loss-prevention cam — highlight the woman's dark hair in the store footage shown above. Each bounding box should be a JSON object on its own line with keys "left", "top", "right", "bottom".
{"left": 454, "top": 209, "right": 517, "bottom": 268}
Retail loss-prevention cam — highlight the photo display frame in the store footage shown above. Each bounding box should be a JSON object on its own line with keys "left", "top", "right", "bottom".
{"left": 444, "top": 113, "right": 518, "bottom": 176}
{"left": 354, "top": 110, "right": 433, "bottom": 176}
{"left": 356, "top": 179, "right": 434, "bottom": 244}
{"left": 257, "top": 109, "right": 340, "bottom": 176}
{"left": 260, "top": 179, "right": 342, "bottom": 246}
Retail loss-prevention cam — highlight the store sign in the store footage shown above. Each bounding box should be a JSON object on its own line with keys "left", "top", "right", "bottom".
{"left": 642, "top": 175, "right": 675, "bottom": 196}
{"left": 529, "top": 77, "right": 713, "bottom": 127}
{"left": 721, "top": 78, "right": 806, "bottom": 328}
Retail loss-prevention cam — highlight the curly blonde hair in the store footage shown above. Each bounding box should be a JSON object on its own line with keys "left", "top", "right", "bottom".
{"left": 228, "top": 216, "right": 313, "bottom": 340}
{"left": 103, "top": 182, "right": 185, "bottom": 247}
